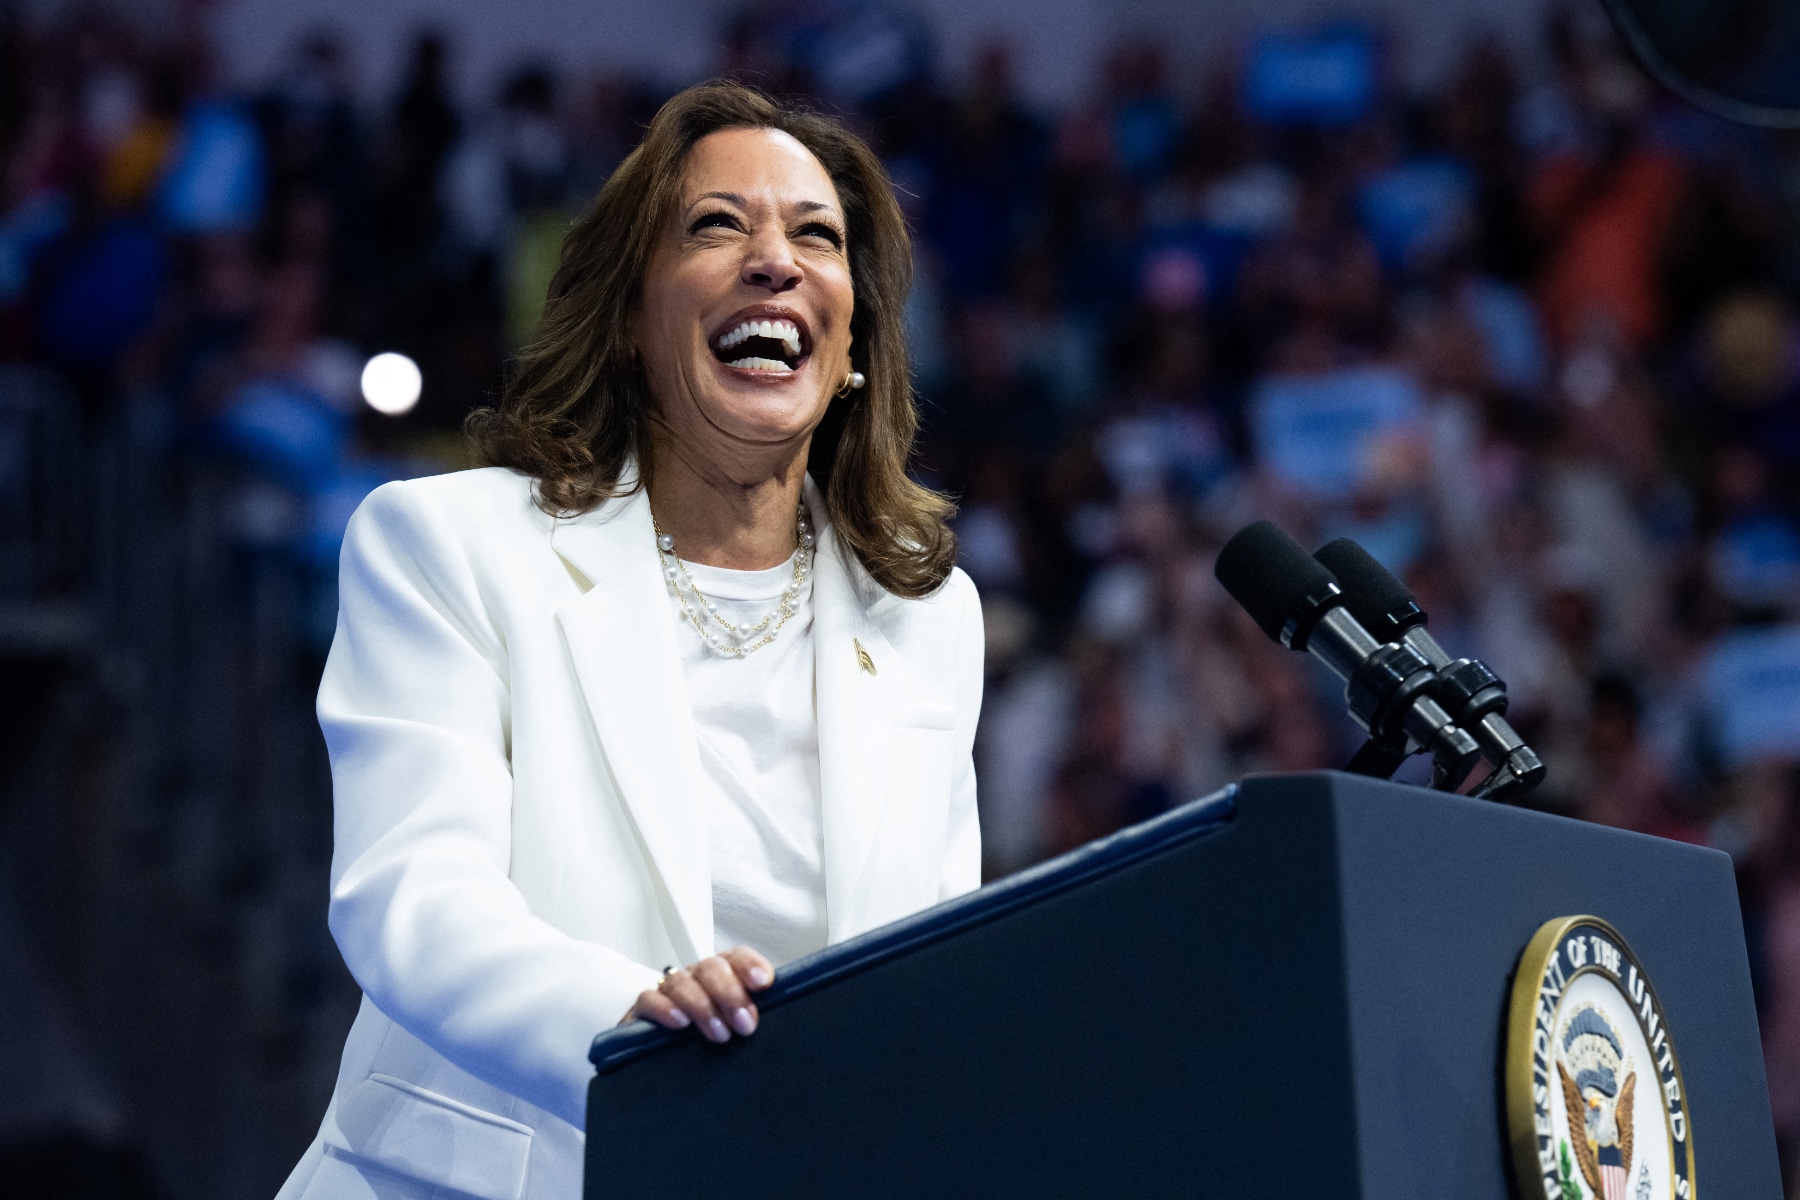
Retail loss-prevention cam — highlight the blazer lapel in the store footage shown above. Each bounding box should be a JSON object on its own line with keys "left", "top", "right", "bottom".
{"left": 551, "top": 488, "right": 712, "bottom": 965}
{"left": 810, "top": 496, "right": 900, "bottom": 940}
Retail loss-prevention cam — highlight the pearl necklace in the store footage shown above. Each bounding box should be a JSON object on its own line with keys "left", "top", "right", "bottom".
{"left": 653, "top": 503, "right": 814, "bottom": 658}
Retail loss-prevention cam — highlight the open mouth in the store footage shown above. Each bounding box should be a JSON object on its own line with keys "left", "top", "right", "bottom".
{"left": 711, "top": 315, "right": 809, "bottom": 374}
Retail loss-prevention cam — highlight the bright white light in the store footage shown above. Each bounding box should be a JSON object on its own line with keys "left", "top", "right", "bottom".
{"left": 360, "top": 352, "right": 422, "bottom": 416}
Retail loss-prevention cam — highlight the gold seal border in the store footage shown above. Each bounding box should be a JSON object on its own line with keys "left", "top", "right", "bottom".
{"left": 1505, "top": 914, "right": 1698, "bottom": 1200}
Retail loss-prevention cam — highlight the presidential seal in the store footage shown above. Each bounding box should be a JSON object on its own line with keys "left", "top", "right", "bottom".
{"left": 1506, "top": 916, "right": 1696, "bottom": 1200}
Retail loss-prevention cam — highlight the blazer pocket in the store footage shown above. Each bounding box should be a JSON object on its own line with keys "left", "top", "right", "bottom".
{"left": 894, "top": 700, "right": 957, "bottom": 731}
{"left": 325, "top": 1073, "right": 533, "bottom": 1200}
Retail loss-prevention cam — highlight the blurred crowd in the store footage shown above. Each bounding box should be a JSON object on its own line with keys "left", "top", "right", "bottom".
{"left": 7, "top": 0, "right": 1800, "bottom": 1193}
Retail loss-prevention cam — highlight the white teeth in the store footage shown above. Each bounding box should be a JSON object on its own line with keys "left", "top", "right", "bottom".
{"left": 714, "top": 318, "right": 802, "bottom": 358}
{"left": 726, "top": 356, "right": 794, "bottom": 373}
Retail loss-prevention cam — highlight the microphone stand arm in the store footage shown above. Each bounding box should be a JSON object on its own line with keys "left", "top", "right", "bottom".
{"left": 1291, "top": 605, "right": 1483, "bottom": 792}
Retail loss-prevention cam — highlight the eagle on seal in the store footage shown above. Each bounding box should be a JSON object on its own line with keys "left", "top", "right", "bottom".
{"left": 1558, "top": 1006, "right": 1636, "bottom": 1200}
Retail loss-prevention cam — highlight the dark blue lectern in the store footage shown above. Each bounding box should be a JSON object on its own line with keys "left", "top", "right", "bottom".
{"left": 584, "top": 772, "right": 1782, "bottom": 1198}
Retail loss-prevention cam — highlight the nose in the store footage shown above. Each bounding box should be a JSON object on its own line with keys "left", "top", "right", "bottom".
{"left": 741, "top": 226, "right": 801, "bottom": 293}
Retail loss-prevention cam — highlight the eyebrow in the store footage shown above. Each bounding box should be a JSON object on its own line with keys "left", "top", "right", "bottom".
{"left": 689, "top": 192, "right": 843, "bottom": 220}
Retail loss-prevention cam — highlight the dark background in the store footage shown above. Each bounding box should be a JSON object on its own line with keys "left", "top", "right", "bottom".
{"left": 3, "top": 0, "right": 1800, "bottom": 1195}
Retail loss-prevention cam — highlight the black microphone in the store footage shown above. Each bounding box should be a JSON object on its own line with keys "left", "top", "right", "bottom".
{"left": 1214, "top": 521, "right": 1482, "bottom": 790}
{"left": 1312, "top": 538, "right": 1546, "bottom": 801}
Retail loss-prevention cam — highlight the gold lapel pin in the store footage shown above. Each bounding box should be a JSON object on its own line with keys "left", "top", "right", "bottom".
{"left": 854, "top": 638, "right": 877, "bottom": 676}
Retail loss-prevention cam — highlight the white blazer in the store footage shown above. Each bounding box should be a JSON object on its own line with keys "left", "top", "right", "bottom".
{"left": 277, "top": 466, "right": 982, "bottom": 1200}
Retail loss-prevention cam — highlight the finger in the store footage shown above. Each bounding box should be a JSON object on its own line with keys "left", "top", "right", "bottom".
{"left": 693, "top": 956, "right": 758, "bottom": 1036}
{"left": 722, "top": 946, "right": 774, "bottom": 990}
{"left": 660, "top": 969, "right": 730, "bottom": 1043}
{"left": 627, "top": 989, "right": 692, "bottom": 1030}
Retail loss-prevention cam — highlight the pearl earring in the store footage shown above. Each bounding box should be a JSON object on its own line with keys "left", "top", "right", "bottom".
{"left": 836, "top": 370, "right": 867, "bottom": 398}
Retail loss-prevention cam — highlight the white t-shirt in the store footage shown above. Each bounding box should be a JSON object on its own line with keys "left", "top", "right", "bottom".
{"left": 667, "top": 552, "right": 828, "bottom": 966}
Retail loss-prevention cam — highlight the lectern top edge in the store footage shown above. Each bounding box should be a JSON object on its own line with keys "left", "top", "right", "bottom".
{"left": 588, "top": 783, "right": 1241, "bottom": 1074}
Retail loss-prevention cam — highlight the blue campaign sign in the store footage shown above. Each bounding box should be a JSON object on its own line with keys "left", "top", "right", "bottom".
{"left": 208, "top": 378, "right": 348, "bottom": 491}
{"left": 1249, "top": 364, "right": 1424, "bottom": 499}
{"left": 1710, "top": 512, "right": 1800, "bottom": 607}
{"left": 1356, "top": 156, "right": 1475, "bottom": 273}
{"left": 1704, "top": 625, "right": 1800, "bottom": 768}
{"left": 156, "top": 100, "right": 266, "bottom": 233}
{"left": 1243, "top": 24, "right": 1377, "bottom": 127}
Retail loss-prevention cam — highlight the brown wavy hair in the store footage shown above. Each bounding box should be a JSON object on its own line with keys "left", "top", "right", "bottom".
{"left": 466, "top": 81, "right": 956, "bottom": 598}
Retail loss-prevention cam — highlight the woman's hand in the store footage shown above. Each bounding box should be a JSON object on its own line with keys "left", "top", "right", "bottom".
{"left": 622, "top": 947, "right": 774, "bottom": 1043}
